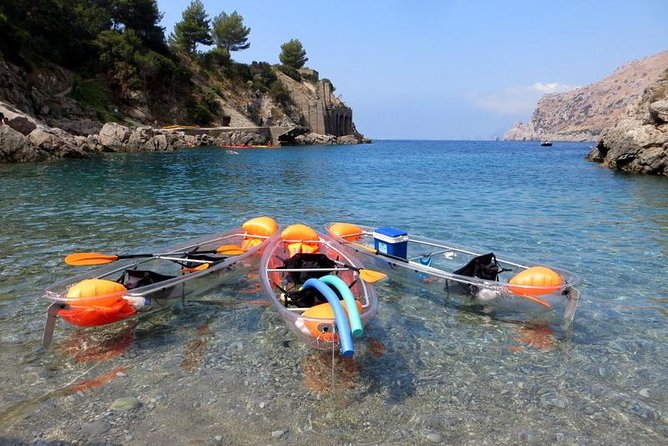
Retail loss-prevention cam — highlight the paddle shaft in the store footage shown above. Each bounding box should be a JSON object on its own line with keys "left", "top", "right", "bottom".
{"left": 353, "top": 244, "right": 409, "bottom": 263}
{"left": 117, "top": 249, "right": 228, "bottom": 259}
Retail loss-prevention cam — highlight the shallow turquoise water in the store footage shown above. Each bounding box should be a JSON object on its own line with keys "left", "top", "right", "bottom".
{"left": 0, "top": 141, "right": 666, "bottom": 444}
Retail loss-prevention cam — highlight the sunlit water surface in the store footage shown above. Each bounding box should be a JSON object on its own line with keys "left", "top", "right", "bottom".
{"left": 0, "top": 141, "right": 666, "bottom": 445}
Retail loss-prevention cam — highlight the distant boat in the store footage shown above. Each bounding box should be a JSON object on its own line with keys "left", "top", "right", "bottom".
{"left": 225, "top": 150, "right": 239, "bottom": 155}
{"left": 540, "top": 140, "right": 553, "bottom": 147}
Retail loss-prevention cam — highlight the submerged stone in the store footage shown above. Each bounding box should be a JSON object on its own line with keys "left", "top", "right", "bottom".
{"left": 110, "top": 396, "right": 141, "bottom": 412}
{"left": 271, "top": 429, "right": 287, "bottom": 439}
{"left": 426, "top": 431, "right": 442, "bottom": 443}
{"left": 80, "top": 420, "right": 111, "bottom": 436}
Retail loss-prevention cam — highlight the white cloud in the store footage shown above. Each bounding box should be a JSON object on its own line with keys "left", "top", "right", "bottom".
{"left": 471, "top": 82, "right": 578, "bottom": 116}
{"left": 530, "top": 82, "right": 578, "bottom": 93}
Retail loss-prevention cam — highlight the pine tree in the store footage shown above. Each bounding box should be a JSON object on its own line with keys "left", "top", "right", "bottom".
{"left": 212, "top": 11, "right": 250, "bottom": 52}
{"left": 168, "top": 0, "right": 212, "bottom": 54}
{"left": 279, "top": 39, "right": 308, "bottom": 70}
{"left": 109, "top": 0, "right": 166, "bottom": 52}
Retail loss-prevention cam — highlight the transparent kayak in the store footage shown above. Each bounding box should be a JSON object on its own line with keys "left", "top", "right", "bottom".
{"left": 42, "top": 217, "right": 280, "bottom": 346}
{"left": 325, "top": 222, "right": 582, "bottom": 330}
{"left": 259, "top": 224, "right": 379, "bottom": 356}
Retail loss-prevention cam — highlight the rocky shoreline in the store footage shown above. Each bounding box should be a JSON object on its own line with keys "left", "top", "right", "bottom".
{"left": 0, "top": 102, "right": 367, "bottom": 163}
{"left": 586, "top": 73, "right": 668, "bottom": 176}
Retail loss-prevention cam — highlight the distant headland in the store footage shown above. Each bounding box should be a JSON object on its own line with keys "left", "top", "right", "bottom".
{"left": 505, "top": 51, "right": 668, "bottom": 176}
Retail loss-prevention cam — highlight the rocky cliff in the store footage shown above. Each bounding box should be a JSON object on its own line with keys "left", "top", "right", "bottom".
{"left": 586, "top": 69, "right": 668, "bottom": 176}
{"left": 0, "top": 57, "right": 366, "bottom": 162}
{"left": 505, "top": 51, "right": 668, "bottom": 141}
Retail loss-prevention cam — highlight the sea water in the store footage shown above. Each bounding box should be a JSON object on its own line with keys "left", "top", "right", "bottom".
{"left": 0, "top": 141, "right": 666, "bottom": 444}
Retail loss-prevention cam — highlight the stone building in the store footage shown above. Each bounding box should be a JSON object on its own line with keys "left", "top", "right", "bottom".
{"left": 287, "top": 69, "right": 355, "bottom": 137}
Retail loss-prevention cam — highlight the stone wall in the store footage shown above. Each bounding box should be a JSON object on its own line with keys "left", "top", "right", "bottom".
{"left": 277, "top": 71, "right": 355, "bottom": 137}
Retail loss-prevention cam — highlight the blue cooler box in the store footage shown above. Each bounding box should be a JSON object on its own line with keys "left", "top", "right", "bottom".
{"left": 373, "top": 227, "right": 409, "bottom": 259}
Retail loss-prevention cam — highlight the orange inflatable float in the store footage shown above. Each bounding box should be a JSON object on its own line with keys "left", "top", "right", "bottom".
{"left": 328, "top": 223, "right": 363, "bottom": 241}
{"left": 58, "top": 279, "right": 136, "bottom": 327}
{"left": 297, "top": 300, "right": 364, "bottom": 341}
{"left": 508, "top": 266, "right": 564, "bottom": 297}
{"left": 281, "top": 224, "right": 320, "bottom": 256}
{"left": 241, "top": 216, "right": 279, "bottom": 250}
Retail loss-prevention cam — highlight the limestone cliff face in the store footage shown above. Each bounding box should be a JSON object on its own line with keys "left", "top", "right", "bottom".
{"left": 277, "top": 70, "right": 358, "bottom": 138}
{"left": 0, "top": 54, "right": 365, "bottom": 162}
{"left": 505, "top": 51, "right": 668, "bottom": 141}
{"left": 586, "top": 69, "right": 668, "bottom": 176}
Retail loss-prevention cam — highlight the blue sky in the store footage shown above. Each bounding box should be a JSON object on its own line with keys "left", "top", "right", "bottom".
{"left": 157, "top": 0, "right": 668, "bottom": 140}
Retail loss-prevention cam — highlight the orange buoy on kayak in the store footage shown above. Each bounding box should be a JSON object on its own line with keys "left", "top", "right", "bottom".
{"left": 65, "top": 279, "right": 127, "bottom": 306}
{"left": 508, "top": 266, "right": 563, "bottom": 296}
{"left": 59, "top": 300, "right": 136, "bottom": 327}
{"left": 328, "top": 223, "right": 363, "bottom": 241}
{"left": 281, "top": 224, "right": 319, "bottom": 256}
{"left": 241, "top": 216, "right": 279, "bottom": 250}
{"left": 296, "top": 300, "right": 364, "bottom": 341}
{"left": 59, "top": 279, "right": 135, "bottom": 327}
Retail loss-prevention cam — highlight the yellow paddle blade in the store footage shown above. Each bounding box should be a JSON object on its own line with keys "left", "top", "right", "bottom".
{"left": 216, "top": 244, "right": 246, "bottom": 255}
{"left": 359, "top": 269, "right": 387, "bottom": 283}
{"left": 65, "top": 252, "right": 119, "bottom": 266}
{"left": 181, "top": 263, "right": 210, "bottom": 273}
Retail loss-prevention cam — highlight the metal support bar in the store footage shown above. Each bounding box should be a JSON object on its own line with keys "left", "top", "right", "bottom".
{"left": 42, "top": 303, "right": 62, "bottom": 348}
{"left": 562, "top": 287, "right": 581, "bottom": 332}
{"left": 265, "top": 267, "right": 350, "bottom": 273}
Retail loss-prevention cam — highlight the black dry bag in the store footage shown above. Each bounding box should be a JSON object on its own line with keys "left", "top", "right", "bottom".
{"left": 452, "top": 252, "right": 502, "bottom": 294}
{"left": 279, "top": 253, "right": 337, "bottom": 285}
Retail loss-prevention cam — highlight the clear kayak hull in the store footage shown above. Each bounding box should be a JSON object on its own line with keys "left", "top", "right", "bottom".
{"left": 43, "top": 218, "right": 280, "bottom": 346}
{"left": 259, "top": 224, "right": 378, "bottom": 354}
{"left": 325, "top": 222, "right": 581, "bottom": 330}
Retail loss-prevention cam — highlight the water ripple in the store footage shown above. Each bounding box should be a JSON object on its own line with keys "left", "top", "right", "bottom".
{"left": 0, "top": 141, "right": 666, "bottom": 444}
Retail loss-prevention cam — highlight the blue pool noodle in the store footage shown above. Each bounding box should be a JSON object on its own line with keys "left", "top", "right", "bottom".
{"left": 319, "top": 275, "right": 363, "bottom": 338}
{"left": 301, "top": 278, "right": 354, "bottom": 357}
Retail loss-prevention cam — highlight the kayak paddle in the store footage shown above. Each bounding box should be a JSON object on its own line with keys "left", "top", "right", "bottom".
{"left": 356, "top": 268, "right": 387, "bottom": 284}
{"left": 64, "top": 244, "right": 246, "bottom": 266}
{"left": 181, "top": 263, "right": 210, "bottom": 273}
{"left": 331, "top": 259, "right": 387, "bottom": 283}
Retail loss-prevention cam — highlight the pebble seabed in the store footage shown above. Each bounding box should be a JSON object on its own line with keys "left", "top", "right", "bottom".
{"left": 0, "top": 274, "right": 665, "bottom": 446}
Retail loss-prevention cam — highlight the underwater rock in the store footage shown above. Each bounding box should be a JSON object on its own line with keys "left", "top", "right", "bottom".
{"left": 80, "top": 420, "right": 111, "bottom": 436}
{"left": 425, "top": 431, "right": 442, "bottom": 443}
{"left": 271, "top": 429, "right": 287, "bottom": 439}
{"left": 110, "top": 396, "right": 141, "bottom": 412}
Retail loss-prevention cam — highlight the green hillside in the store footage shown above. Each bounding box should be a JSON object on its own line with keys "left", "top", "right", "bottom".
{"left": 0, "top": 0, "right": 315, "bottom": 128}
